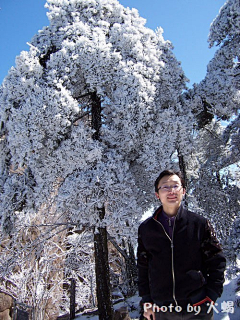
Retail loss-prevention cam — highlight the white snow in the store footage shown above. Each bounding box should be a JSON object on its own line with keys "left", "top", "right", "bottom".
{"left": 74, "top": 276, "right": 240, "bottom": 319}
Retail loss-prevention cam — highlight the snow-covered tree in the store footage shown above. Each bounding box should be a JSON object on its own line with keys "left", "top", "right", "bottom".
{"left": 0, "top": 0, "right": 187, "bottom": 318}
{"left": 2, "top": 0, "right": 238, "bottom": 317}
{"left": 182, "top": 0, "right": 239, "bottom": 266}
{"left": 185, "top": 120, "right": 239, "bottom": 236}
{"left": 188, "top": 0, "right": 239, "bottom": 122}
{"left": 0, "top": 214, "right": 69, "bottom": 319}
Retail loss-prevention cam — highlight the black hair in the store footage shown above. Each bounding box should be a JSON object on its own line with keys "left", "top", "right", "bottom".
{"left": 154, "top": 169, "right": 186, "bottom": 192}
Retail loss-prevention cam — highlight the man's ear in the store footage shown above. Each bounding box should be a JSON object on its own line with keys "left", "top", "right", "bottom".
{"left": 155, "top": 192, "right": 159, "bottom": 199}
{"left": 182, "top": 188, "right": 186, "bottom": 196}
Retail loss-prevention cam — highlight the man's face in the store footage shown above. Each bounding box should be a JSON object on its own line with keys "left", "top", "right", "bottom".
{"left": 155, "top": 174, "right": 186, "bottom": 210}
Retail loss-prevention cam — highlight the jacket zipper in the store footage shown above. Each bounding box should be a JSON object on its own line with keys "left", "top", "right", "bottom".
{"left": 171, "top": 218, "right": 177, "bottom": 305}
{"left": 153, "top": 217, "right": 178, "bottom": 306}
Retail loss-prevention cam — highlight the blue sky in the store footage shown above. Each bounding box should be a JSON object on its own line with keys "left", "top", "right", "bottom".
{"left": 0, "top": 0, "right": 226, "bottom": 86}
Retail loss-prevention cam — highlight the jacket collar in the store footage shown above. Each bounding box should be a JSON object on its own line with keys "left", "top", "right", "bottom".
{"left": 153, "top": 203, "right": 186, "bottom": 221}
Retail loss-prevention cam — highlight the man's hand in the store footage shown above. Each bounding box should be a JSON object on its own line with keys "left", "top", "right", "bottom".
{"left": 143, "top": 303, "right": 156, "bottom": 320}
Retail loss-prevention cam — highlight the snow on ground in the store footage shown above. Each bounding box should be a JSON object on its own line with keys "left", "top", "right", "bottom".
{"left": 75, "top": 276, "right": 239, "bottom": 319}
{"left": 213, "top": 276, "right": 239, "bottom": 320}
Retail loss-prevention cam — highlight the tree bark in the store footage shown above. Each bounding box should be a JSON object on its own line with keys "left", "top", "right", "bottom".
{"left": 124, "top": 240, "right": 138, "bottom": 296}
{"left": 91, "top": 93, "right": 113, "bottom": 320}
{"left": 178, "top": 150, "right": 188, "bottom": 206}
{"left": 70, "top": 278, "right": 76, "bottom": 319}
{"left": 91, "top": 92, "right": 102, "bottom": 141}
{"left": 178, "top": 152, "right": 187, "bottom": 188}
{"left": 94, "top": 213, "right": 113, "bottom": 320}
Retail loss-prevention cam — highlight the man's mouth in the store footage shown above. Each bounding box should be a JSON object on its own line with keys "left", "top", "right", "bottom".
{"left": 167, "top": 196, "right": 177, "bottom": 200}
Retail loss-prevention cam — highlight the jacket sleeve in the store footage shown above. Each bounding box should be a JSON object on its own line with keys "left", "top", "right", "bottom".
{"left": 201, "top": 219, "right": 226, "bottom": 302}
{"left": 137, "top": 225, "right": 153, "bottom": 303}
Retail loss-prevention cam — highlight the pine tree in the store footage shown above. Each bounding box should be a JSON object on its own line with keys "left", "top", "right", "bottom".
{"left": 182, "top": 0, "right": 239, "bottom": 269}
{"left": 0, "top": 0, "right": 186, "bottom": 318}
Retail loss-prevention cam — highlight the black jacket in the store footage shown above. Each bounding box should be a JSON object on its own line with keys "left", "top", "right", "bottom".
{"left": 137, "top": 205, "right": 226, "bottom": 306}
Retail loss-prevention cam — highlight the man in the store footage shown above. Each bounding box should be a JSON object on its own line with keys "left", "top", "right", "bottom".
{"left": 137, "top": 170, "right": 226, "bottom": 320}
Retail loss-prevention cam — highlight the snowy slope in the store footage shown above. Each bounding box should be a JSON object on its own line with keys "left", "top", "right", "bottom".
{"left": 75, "top": 276, "right": 239, "bottom": 319}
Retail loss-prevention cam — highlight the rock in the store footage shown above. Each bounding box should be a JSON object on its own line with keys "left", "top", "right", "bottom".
{"left": 0, "top": 293, "right": 12, "bottom": 312}
{"left": 114, "top": 306, "right": 131, "bottom": 320}
{"left": 0, "top": 309, "right": 11, "bottom": 320}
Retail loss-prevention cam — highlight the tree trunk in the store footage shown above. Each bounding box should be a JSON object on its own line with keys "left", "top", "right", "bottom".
{"left": 91, "top": 92, "right": 102, "bottom": 140}
{"left": 91, "top": 93, "right": 113, "bottom": 320}
{"left": 122, "top": 239, "right": 138, "bottom": 297}
{"left": 70, "top": 278, "right": 76, "bottom": 320}
{"left": 127, "top": 240, "right": 138, "bottom": 291}
{"left": 94, "top": 213, "right": 113, "bottom": 320}
{"left": 178, "top": 152, "right": 187, "bottom": 186}
{"left": 178, "top": 151, "right": 188, "bottom": 206}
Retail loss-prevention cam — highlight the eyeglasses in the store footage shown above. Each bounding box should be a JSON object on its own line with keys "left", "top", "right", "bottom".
{"left": 157, "top": 184, "right": 182, "bottom": 192}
